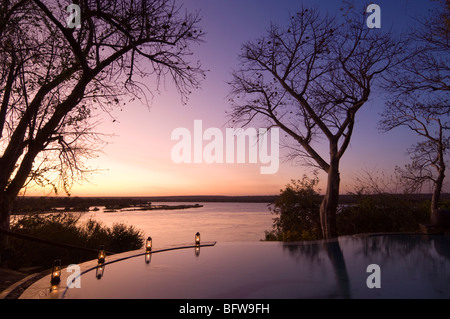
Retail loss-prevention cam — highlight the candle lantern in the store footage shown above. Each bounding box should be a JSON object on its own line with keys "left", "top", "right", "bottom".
{"left": 98, "top": 245, "right": 105, "bottom": 264}
{"left": 50, "top": 259, "right": 62, "bottom": 286}
{"left": 195, "top": 232, "right": 201, "bottom": 246}
{"left": 146, "top": 237, "right": 152, "bottom": 253}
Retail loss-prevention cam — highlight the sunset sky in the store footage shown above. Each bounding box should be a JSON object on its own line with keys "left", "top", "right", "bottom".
{"left": 27, "top": 0, "right": 444, "bottom": 197}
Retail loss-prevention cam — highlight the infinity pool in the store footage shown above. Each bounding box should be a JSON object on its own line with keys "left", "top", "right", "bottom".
{"left": 22, "top": 233, "right": 450, "bottom": 299}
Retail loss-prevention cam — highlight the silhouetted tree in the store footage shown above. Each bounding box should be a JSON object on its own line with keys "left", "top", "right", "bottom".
{"left": 380, "top": 0, "right": 449, "bottom": 226}
{"left": 0, "top": 0, "right": 205, "bottom": 243}
{"left": 228, "top": 6, "right": 405, "bottom": 238}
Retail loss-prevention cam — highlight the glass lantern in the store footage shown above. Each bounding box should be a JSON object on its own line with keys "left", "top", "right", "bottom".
{"left": 195, "top": 232, "right": 201, "bottom": 246}
{"left": 50, "top": 259, "right": 61, "bottom": 287}
{"left": 146, "top": 237, "right": 152, "bottom": 253}
{"left": 98, "top": 245, "right": 105, "bottom": 264}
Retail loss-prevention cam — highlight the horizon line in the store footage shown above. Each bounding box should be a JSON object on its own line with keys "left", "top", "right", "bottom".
{"left": 17, "top": 193, "right": 449, "bottom": 198}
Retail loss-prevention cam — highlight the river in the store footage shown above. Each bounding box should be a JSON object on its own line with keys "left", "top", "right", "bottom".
{"left": 77, "top": 202, "right": 274, "bottom": 249}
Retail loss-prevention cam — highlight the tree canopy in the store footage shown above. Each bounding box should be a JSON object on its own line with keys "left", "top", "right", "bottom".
{"left": 228, "top": 6, "right": 406, "bottom": 238}
{"left": 0, "top": 0, "right": 205, "bottom": 233}
{"left": 380, "top": 0, "right": 449, "bottom": 224}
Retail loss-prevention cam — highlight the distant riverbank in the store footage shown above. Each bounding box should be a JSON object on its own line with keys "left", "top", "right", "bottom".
{"left": 11, "top": 196, "right": 278, "bottom": 214}
{"left": 11, "top": 193, "right": 449, "bottom": 214}
{"left": 12, "top": 200, "right": 205, "bottom": 215}
{"left": 103, "top": 203, "right": 203, "bottom": 213}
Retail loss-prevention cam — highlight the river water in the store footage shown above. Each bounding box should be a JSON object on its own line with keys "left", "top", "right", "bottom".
{"left": 77, "top": 202, "right": 274, "bottom": 249}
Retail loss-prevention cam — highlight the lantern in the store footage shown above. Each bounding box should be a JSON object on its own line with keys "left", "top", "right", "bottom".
{"left": 50, "top": 259, "right": 61, "bottom": 288}
{"left": 98, "top": 245, "right": 105, "bottom": 264}
{"left": 146, "top": 237, "right": 152, "bottom": 253}
{"left": 195, "top": 232, "right": 201, "bottom": 246}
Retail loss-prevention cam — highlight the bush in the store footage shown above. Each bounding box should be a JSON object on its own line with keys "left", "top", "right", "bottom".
{"left": 265, "top": 175, "right": 431, "bottom": 242}
{"left": 441, "top": 199, "right": 450, "bottom": 210}
{"left": 107, "top": 223, "right": 144, "bottom": 252}
{"left": 265, "top": 176, "right": 322, "bottom": 241}
{"left": 8, "top": 213, "right": 144, "bottom": 270}
{"left": 336, "top": 193, "right": 429, "bottom": 235}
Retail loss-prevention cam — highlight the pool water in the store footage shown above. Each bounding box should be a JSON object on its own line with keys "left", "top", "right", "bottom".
{"left": 59, "top": 233, "right": 450, "bottom": 299}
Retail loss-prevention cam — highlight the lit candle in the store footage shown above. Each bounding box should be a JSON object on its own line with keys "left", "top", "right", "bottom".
{"left": 98, "top": 245, "right": 105, "bottom": 264}
{"left": 195, "top": 232, "right": 201, "bottom": 246}
{"left": 50, "top": 260, "right": 61, "bottom": 288}
{"left": 146, "top": 237, "right": 152, "bottom": 252}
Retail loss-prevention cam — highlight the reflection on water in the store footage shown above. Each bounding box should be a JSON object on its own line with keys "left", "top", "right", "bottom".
{"left": 282, "top": 234, "right": 450, "bottom": 298}
{"left": 324, "top": 240, "right": 351, "bottom": 298}
{"left": 61, "top": 234, "right": 450, "bottom": 299}
{"left": 281, "top": 240, "right": 351, "bottom": 298}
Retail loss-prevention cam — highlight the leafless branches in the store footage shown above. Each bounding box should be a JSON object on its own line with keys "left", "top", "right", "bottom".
{"left": 228, "top": 5, "right": 405, "bottom": 238}
{"left": 379, "top": 0, "right": 449, "bottom": 217}
{"left": 0, "top": 0, "right": 204, "bottom": 203}
{"left": 229, "top": 6, "right": 404, "bottom": 173}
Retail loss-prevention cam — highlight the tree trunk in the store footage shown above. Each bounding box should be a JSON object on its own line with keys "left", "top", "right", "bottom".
{"left": 430, "top": 161, "right": 445, "bottom": 226}
{"left": 0, "top": 193, "right": 12, "bottom": 249}
{"left": 320, "top": 152, "right": 340, "bottom": 239}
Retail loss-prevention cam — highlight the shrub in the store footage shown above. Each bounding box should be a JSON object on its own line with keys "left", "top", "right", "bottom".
{"left": 265, "top": 174, "right": 431, "bottom": 242}
{"left": 265, "top": 176, "right": 322, "bottom": 241}
{"left": 107, "top": 223, "right": 144, "bottom": 253}
{"left": 336, "top": 193, "right": 429, "bottom": 235}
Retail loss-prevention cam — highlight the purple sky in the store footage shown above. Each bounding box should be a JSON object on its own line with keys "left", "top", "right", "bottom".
{"left": 27, "top": 0, "right": 446, "bottom": 197}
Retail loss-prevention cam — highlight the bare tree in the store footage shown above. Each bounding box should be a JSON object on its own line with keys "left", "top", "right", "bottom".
{"left": 380, "top": 0, "right": 449, "bottom": 226}
{"left": 0, "top": 0, "right": 205, "bottom": 241}
{"left": 228, "top": 6, "right": 405, "bottom": 239}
